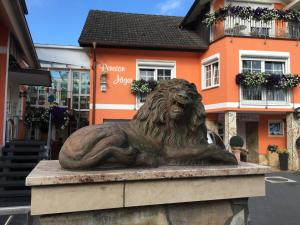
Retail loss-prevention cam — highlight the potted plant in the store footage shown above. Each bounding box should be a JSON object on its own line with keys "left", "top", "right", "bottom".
{"left": 277, "top": 148, "right": 289, "bottom": 171}
{"left": 229, "top": 136, "right": 244, "bottom": 162}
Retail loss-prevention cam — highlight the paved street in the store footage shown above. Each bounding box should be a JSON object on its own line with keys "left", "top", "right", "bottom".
{"left": 249, "top": 171, "right": 300, "bottom": 225}
{"left": 1, "top": 171, "right": 300, "bottom": 225}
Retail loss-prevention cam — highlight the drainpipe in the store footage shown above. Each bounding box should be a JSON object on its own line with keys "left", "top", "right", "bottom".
{"left": 92, "top": 42, "right": 97, "bottom": 125}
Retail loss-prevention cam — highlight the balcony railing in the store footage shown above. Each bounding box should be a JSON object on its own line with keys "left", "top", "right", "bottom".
{"left": 241, "top": 86, "right": 290, "bottom": 105}
{"left": 211, "top": 16, "right": 300, "bottom": 42}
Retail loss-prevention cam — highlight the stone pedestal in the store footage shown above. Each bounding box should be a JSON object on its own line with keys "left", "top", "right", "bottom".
{"left": 26, "top": 161, "right": 270, "bottom": 225}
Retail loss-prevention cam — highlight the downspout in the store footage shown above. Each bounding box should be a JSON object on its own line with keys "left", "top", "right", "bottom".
{"left": 92, "top": 42, "right": 97, "bottom": 125}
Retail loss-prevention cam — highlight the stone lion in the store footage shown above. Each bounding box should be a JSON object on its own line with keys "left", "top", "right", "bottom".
{"left": 59, "top": 79, "right": 237, "bottom": 170}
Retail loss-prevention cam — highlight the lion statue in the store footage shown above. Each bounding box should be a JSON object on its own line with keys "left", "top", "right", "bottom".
{"left": 59, "top": 79, "right": 237, "bottom": 170}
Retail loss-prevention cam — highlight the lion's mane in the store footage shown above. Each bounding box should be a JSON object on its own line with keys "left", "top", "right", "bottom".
{"left": 132, "top": 79, "right": 208, "bottom": 147}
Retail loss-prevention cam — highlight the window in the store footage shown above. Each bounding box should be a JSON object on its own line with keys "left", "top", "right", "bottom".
{"left": 50, "top": 71, "right": 69, "bottom": 106}
{"left": 137, "top": 60, "right": 175, "bottom": 103}
{"left": 241, "top": 58, "right": 288, "bottom": 103}
{"left": 202, "top": 54, "right": 220, "bottom": 89}
{"left": 242, "top": 60, "right": 285, "bottom": 74}
{"left": 204, "top": 62, "right": 219, "bottom": 88}
{"left": 72, "top": 71, "right": 90, "bottom": 111}
{"left": 27, "top": 70, "right": 90, "bottom": 110}
{"left": 268, "top": 120, "right": 284, "bottom": 136}
{"left": 138, "top": 61, "right": 174, "bottom": 81}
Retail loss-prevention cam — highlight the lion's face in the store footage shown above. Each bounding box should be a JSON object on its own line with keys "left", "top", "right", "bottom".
{"left": 133, "top": 78, "right": 206, "bottom": 146}
{"left": 165, "top": 81, "right": 199, "bottom": 120}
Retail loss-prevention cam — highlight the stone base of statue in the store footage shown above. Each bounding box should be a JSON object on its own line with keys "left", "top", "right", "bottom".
{"left": 26, "top": 161, "right": 270, "bottom": 225}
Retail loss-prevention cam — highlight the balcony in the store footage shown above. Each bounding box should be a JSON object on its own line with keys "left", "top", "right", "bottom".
{"left": 241, "top": 86, "right": 290, "bottom": 105}
{"left": 212, "top": 17, "right": 300, "bottom": 42}
{"left": 206, "top": 6, "right": 300, "bottom": 42}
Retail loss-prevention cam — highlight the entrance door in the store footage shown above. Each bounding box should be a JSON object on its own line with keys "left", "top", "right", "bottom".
{"left": 245, "top": 122, "right": 259, "bottom": 163}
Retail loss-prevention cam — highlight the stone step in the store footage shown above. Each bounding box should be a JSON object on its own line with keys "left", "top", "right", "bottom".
{"left": 2, "top": 147, "right": 46, "bottom": 153}
{"left": 0, "top": 155, "right": 47, "bottom": 160}
{"left": 0, "top": 162, "right": 37, "bottom": 169}
{"left": 0, "top": 171, "right": 30, "bottom": 177}
{"left": 7, "top": 140, "right": 46, "bottom": 147}
{"left": 0, "top": 180, "right": 25, "bottom": 187}
{"left": 0, "top": 190, "right": 31, "bottom": 198}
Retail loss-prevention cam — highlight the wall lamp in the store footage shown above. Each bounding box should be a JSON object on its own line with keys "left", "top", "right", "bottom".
{"left": 100, "top": 70, "right": 107, "bottom": 92}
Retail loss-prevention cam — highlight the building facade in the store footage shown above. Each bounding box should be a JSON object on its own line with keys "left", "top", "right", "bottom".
{"left": 30, "top": 44, "right": 90, "bottom": 135}
{"left": 0, "top": 0, "right": 51, "bottom": 147}
{"left": 79, "top": 0, "right": 300, "bottom": 170}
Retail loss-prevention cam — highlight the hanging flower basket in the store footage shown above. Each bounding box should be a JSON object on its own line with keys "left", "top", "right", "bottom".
{"left": 236, "top": 72, "right": 300, "bottom": 89}
{"left": 131, "top": 79, "right": 158, "bottom": 96}
{"left": 203, "top": 5, "right": 300, "bottom": 26}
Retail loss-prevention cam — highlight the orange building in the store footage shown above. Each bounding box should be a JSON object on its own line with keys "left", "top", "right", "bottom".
{"left": 79, "top": 0, "right": 300, "bottom": 170}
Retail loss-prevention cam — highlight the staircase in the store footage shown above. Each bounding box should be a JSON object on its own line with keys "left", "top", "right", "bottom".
{"left": 0, "top": 141, "right": 48, "bottom": 200}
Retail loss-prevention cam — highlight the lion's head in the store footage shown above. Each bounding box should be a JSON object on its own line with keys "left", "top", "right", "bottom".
{"left": 133, "top": 79, "right": 207, "bottom": 146}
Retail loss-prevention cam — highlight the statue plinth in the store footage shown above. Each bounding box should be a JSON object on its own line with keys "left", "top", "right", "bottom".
{"left": 26, "top": 161, "right": 270, "bottom": 225}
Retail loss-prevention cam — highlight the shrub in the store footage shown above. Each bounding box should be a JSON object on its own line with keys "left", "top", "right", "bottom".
{"left": 267, "top": 144, "right": 278, "bottom": 153}
{"left": 229, "top": 136, "right": 244, "bottom": 147}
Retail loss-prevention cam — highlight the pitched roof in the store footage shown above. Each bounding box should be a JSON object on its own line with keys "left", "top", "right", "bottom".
{"left": 78, "top": 10, "right": 207, "bottom": 51}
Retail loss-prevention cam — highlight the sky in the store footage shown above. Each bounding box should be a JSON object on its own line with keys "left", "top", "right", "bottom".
{"left": 26, "top": 0, "right": 195, "bottom": 46}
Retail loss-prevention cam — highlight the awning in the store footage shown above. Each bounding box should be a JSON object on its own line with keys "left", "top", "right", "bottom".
{"left": 9, "top": 68, "right": 51, "bottom": 86}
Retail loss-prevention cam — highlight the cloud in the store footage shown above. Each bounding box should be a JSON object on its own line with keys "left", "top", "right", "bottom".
{"left": 157, "top": 0, "right": 183, "bottom": 14}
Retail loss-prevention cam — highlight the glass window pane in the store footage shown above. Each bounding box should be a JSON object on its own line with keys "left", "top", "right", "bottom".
{"left": 73, "top": 81, "right": 79, "bottom": 94}
{"left": 265, "top": 62, "right": 284, "bottom": 74}
{"left": 38, "top": 95, "right": 46, "bottom": 105}
{"left": 157, "top": 69, "right": 171, "bottom": 81}
{"left": 242, "top": 60, "right": 251, "bottom": 70}
{"left": 205, "top": 65, "right": 212, "bottom": 87}
{"left": 79, "top": 96, "right": 89, "bottom": 110}
{"left": 72, "top": 96, "right": 79, "bottom": 110}
{"left": 140, "top": 69, "right": 155, "bottom": 81}
{"left": 252, "top": 61, "right": 261, "bottom": 71}
{"left": 60, "top": 91, "right": 68, "bottom": 106}
{"left": 81, "top": 72, "right": 89, "bottom": 81}
{"left": 213, "top": 62, "right": 219, "bottom": 85}
{"left": 265, "top": 62, "right": 272, "bottom": 71}
{"left": 73, "top": 72, "right": 80, "bottom": 80}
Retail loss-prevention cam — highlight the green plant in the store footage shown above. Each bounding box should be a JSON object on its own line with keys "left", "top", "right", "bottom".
{"left": 131, "top": 79, "right": 158, "bottom": 96}
{"left": 267, "top": 144, "right": 278, "bottom": 153}
{"left": 236, "top": 72, "right": 300, "bottom": 89}
{"left": 203, "top": 6, "right": 300, "bottom": 26}
{"left": 229, "top": 136, "right": 244, "bottom": 147}
{"left": 296, "top": 137, "right": 300, "bottom": 149}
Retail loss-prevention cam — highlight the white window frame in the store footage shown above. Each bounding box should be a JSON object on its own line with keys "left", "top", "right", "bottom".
{"left": 201, "top": 53, "right": 220, "bottom": 90}
{"left": 268, "top": 120, "right": 285, "bottom": 137}
{"left": 239, "top": 50, "right": 291, "bottom": 106}
{"left": 136, "top": 60, "right": 176, "bottom": 108}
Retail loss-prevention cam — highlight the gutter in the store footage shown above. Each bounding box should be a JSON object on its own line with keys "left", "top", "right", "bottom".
{"left": 1, "top": 0, "right": 40, "bottom": 68}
